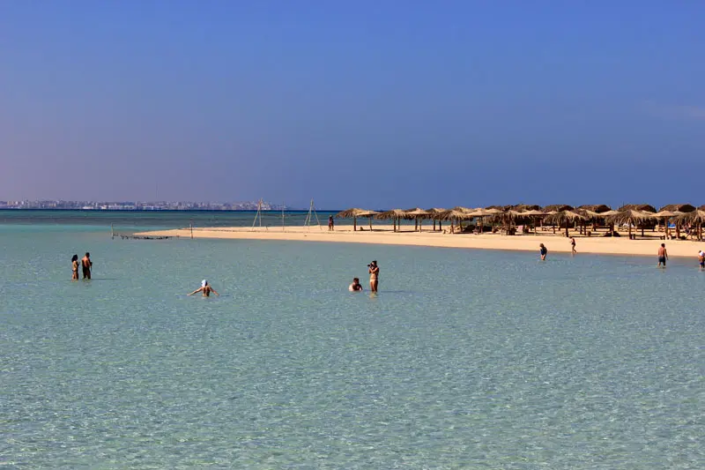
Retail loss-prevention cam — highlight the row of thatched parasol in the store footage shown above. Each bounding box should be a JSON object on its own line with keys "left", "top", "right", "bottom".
{"left": 334, "top": 204, "right": 705, "bottom": 238}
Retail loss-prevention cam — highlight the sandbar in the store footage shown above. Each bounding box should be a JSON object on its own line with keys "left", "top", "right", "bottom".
{"left": 136, "top": 224, "right": 705, "bottom": 259}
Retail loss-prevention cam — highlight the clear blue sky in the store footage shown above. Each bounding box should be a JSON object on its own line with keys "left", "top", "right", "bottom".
{"left": 1, "top": 1, "right": 703, "bottom": 209}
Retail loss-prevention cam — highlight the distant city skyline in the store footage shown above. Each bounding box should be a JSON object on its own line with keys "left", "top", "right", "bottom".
{"left": 1, "top": 2, "right": 704, "bottom": 208}
{"left": 0, "top": 200, "right": 291, "bottom": 211}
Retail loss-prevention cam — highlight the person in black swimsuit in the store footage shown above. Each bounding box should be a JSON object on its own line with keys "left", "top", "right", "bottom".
{"left": 539, "top": 244, "right": 548, "bottom": 261}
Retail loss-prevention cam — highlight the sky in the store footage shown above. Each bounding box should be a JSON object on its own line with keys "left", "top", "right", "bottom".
{"left": 1, "top": 1, "right": 704, "bottom": 209}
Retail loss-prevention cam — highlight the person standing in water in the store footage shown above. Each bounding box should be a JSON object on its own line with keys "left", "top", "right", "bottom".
{"left": 699, "top": 250, "right": 705, "bottom": 270}
{"left": 189, "top": 280, "right": 219, "bottom": 297}
{"left": 570, "top": 237, "right": 577, "bottom": 254}
{"left": 368, "top": 260, "right": 379, "bottom": 292}
{"left": 658, "top": 243, "right": 668, "bottom": 268}
{"left": 81, "top": 253, "right": 92, "bottom": 279}
{"left": 539, "top": 244, "right": 548, "bottom": 261}
{"left": 71, "top": 254, "right": 79, "bottom": 280}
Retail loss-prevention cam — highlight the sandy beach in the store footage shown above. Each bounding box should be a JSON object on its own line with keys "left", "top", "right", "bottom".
{"left": 137, "top": 224, "right": 705, "bottom": 259}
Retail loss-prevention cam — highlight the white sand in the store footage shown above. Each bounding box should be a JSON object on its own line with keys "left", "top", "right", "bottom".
{"left": 136, "top": 224, "right": 704, "bottom": 259}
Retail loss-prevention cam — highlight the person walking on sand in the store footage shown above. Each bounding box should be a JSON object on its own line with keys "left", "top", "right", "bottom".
{"left": 328, "top": 215, "right": 334, "bottom": 231}
{"left": 539, "top": 243, "right": 548, "bottom": 261}
{"left": 368, "top": 260, "right": 379, "bottom": 292}
{"left": 349, "top": 277, "right": 363, "bottom": 292}
{"left": 81, "top": 253, "right": 92, "bottom": 279}
{"left": 71, "top": 254, "right": 79, "bottom": 280}
{"left": 658, "top": 243, "right": 668, "bottom": 268}
{"left": 570, "top": 237, "right": 577, "bottom": 255}
{"left": 189, "top": 280, "right": 219, "bottom": 297}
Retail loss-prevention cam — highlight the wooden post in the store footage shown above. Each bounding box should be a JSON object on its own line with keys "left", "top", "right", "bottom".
{"left": 111, "top": 223, "right": 114, "bottom": 239}
{"left": 190, "top": 222, "right": 194, "bottom": 239}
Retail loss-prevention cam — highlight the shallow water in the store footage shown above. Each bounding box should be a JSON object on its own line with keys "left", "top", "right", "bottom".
{"left": 1, "top": 224, "right": 703, "bottom": 469}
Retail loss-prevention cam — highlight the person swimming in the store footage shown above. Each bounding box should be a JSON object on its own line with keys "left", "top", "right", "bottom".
{"left": 71, "top": 254, "right": 79, "bottom": 280}
{"left": 349, "top": 277, "right": 363, "bottom": 292}
{"left": 188, "top": 280, "right": 219, "bottom": 297}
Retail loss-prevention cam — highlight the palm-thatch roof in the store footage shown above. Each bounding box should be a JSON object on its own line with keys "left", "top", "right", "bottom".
{"left": 542, "top": 204, "right": 574, "bottom": 212}
{"left": 467, "top": 208, "right": 502, "bottom": 217}
{"left": 375, "top": 209, "right": 407, "bottom": 220}
{"left": 403, "top": 208, "right": 430, "bottom": 219}
{"left": 440, "top": 209, "right": 476, "bottom": 220}
{"left": 511, "top": 204, "right": 542, "bottom": 212}
{"left": 544, "top": 210, "right": 587, "bottom": 224}
{"left": 659, "top": 204, "right": 695, "bottom": 213}
{"left": 577, "top": 204, "right": 611, "bottom": 213}
{"left": 654, "top": 210, "right": 679, "bottom": 218}
{"left": 606, "top": 209, "right": 656, "bottom": 225}
{"left": 335, "top": 208, "right": 378, "bottom": 218}
{"left": 486, "top": 205, "right": 511, "bottom": 211}
{"left": 618, "top": 204, "right": 656, "bottom": 213}
{"left": 426, "top": 208, "right": 446, "bottom": 215}
{"left": 521, "top": 209, "right": 547, "bottom": 217}
{"left": 675, "top": 210, "right": 705, "bottom": 224}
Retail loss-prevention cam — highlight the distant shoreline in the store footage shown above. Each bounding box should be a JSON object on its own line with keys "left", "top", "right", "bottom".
{"left": 136, "top": 224, "right": 705, "bottom": 259}
{"left": 0, "top": 208, "right": 323, "bottom": 213}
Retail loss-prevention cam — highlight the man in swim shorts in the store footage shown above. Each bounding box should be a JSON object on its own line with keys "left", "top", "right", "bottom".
{"left": 81, "top": 253, "right": 92, "bottom": 279}
{"left": 698, "top": 250, "right": 704, "bottom": 269}
{"left": 658, "top": 243, "right": 668, "bottom": 268}
{"left": 189, "top": 280, "right": 219, "bottom": 297}
{"left": 349, "top": 277, "right": 363, "bottom": 292}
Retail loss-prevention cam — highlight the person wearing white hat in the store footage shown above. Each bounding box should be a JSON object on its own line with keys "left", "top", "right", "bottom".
{"left": 188, "top": 279, "right": 219, "bottom": 297}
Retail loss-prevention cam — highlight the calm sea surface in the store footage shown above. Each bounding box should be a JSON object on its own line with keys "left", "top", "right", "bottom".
{"left": 1, "top": 214, "right": 703, "bottom": 469}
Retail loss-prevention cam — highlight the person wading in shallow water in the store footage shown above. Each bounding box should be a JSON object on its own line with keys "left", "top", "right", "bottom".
{"left": 539, "top": 244, "right": 548, "bottom": 261}
{"left": 81, "top": 253, "right": 92, "bottom": 279}
{"left": 368, "top": 260, "right": 379, "bottom": 292}
{"left": 189, "top": 280, "right": 219, "bottom": 297}
{"left": 658, "top": 243, "right": 668, "bottom": 268}
{"left": 570, "top": 237, "right": 577, "bottom": 254}
{"left": 71, "top": 254, "right": 79, "bottom": 280}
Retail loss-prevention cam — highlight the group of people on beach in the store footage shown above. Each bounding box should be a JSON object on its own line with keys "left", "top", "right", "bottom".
{"left": 71, "top": 253, "right": 92, "bottom": 280}
{"left": 539, "top": 239, "right": 705, "bottom": 269}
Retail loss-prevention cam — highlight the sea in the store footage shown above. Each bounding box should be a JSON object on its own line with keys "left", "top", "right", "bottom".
{"left": 1, "top": 211, "right": 703, "bottom": 469}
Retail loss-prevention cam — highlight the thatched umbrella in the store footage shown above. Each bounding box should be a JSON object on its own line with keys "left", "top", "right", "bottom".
{"left": 467, "top": 208, "right": 503, "bottom": 234}
{"left": 654, "top": 210, "right": 681, "bottom": 239}
{"left": 577, "top": 204, "right": 612, "bottom": 213}
{"left": 375, "top": 209, "right": 407, "bottom": 232}
{"left": 544, "top": 210, "right": 587, "bottom": 237}
{"left": 607, "top": 209, "right": 656, "bottom": 239}
{"left": 659, "top": 204, "right": 695, "bottom": 213}
{"left": 675, "top": 210, "right": 705, "bottom": 240}
{"left": 335, "top": 208, "right": 379, "bottom": 231}
{"left": 404, "top": 208, "right": 430, "bottom": 231}
{"left": 426, "top": 208, "right": 446, "bottom": 231}
{"left": 543, "top": 204, "right": 574, "bottom": 213}
{"left": 511, "top": 204, "right": 542, "bottom": 212}
{"left": 618, "top": 204, "right": 657, "bottom": 213}
{"left": 440, "top": 209, "right": 475, "bottom": 233}
{"left": 519, "top": 209, "right": 547, "bottom": 234}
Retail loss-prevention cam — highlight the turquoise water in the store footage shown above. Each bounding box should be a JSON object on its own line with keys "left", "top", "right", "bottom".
{"left": 1, "top": 224, "right": 703, "bottom": 469}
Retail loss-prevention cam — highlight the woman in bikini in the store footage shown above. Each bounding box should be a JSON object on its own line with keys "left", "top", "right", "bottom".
{"left": 71, "top": 254, "right": 79, "bottom": 280}
{"left": 368, "top": 261, "right": 379, "bottom": 292}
